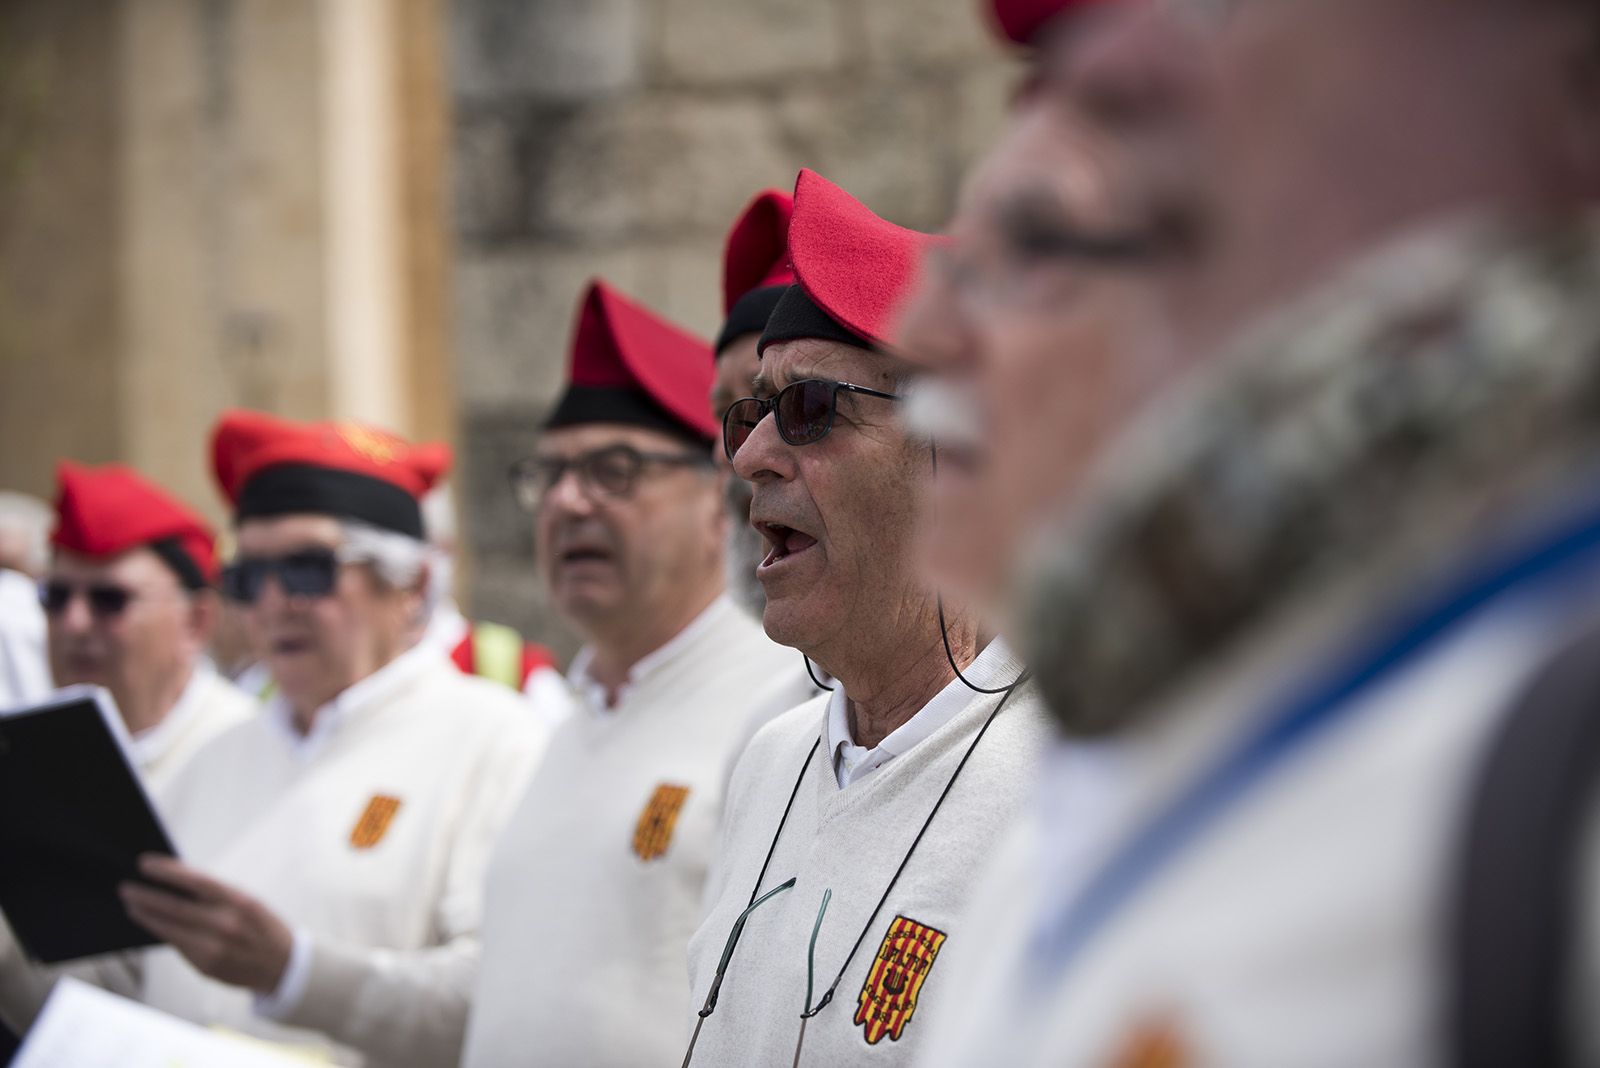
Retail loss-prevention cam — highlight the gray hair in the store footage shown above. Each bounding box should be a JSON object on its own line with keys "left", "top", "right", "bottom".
{"left": 338, "top": 519, "right": 436, "bottom": 617}
{"left": 0, "top": 492, "right": 52, "bottom": 577}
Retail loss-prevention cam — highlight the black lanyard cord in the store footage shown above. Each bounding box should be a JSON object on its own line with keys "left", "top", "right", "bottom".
{"left": 712, "top": 667, "right": 1026, "bottom": 1068}
{"left": 937, "top": 593, "right": 1028, "bottom": 695}
{"left": 804, "top": 654, "right": 835, "bottom": 692}
{"left": 748, "top": 737, "right": 823, "bottom": 906}
{"left": 685, "top": 741, "right": 820, "bottom": 1067}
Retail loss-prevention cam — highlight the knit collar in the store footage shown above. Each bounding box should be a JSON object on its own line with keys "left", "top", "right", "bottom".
{"left": 1022, "top": 209, "right": 1600, "bottom": 737}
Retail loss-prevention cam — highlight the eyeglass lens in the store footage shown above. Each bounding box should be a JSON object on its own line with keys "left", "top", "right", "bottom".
{"left": 221, "top": 549, "right": 340, "bottom": 604}
{"left": 722, "top": 381, "right": 839, "bottom": 461}
{"left": 39, "top": 581, "right": 134, "bottom": 617}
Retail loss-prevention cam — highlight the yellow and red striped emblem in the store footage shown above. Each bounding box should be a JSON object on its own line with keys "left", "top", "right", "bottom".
{"left": 1107, "top": 1015, "right": 1189, "bottom": 1068}
{"left": 632, "top": 782, "right": 691, "bottom": 861}
{"left": 349, "top": 794, "right": 403, "bottom": 849}
{"left": 853, "top": 915, "right": 948, "bottom": 1044}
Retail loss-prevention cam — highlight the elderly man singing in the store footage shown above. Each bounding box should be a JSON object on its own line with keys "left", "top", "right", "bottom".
{"left": 683, "top": 169, "right": 1049, "bottom": 1067}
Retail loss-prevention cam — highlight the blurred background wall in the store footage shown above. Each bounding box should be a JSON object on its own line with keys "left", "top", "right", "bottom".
{"left": 0, "top": 0, "right": 1015, "bottom": 658}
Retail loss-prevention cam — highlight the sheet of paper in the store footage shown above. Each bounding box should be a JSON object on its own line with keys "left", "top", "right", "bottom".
{"left": 13, "top": 978, "right": 312, "bottom": 1067}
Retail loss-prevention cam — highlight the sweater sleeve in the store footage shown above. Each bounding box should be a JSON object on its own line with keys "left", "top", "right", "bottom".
{"left": 0, "top": 915, "right": 143, "bottom": 1033}
{"left": 268, "top": 707, "right": 549, "bottom": 1067}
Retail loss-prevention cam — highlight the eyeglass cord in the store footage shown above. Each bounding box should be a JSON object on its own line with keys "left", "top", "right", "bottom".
{"left": 691, "top": 440, "right": 1029, "bottom": 1064}
{"left": 791, "top": 887, "right": 833, "bottom": 1068}
{"left": 804, "top": 655, "right": 834, "bottom": 692}
{"left": 681, "top": 876, "right": 798, "bottom": 1068}
{"left": 791, "top": 682, "right": 1024, "bottom": 1034}
{"left": 695, "top": 676, "right": 1024, "bottom": 1066}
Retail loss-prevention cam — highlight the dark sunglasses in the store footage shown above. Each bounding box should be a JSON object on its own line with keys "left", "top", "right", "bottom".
{"left": 39, "top": 580, "right": 137, "bottom": 618}
{"left": 508, "top": 444, "right": 712, "bottom": 513}
{"left": 221, "top": 549, "right": 342, "bottom": 604}
{"left": 721, "top": 379, "right": 902, "bottom": 462}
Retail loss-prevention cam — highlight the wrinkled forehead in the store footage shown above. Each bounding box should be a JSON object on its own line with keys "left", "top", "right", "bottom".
{"left": 755, "top": 338, "right": 902, "bottom": 394}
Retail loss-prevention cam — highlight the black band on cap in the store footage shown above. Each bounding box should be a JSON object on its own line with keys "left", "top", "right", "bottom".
{"left": 236, "top": 463, "right": 425, "bottom": 539}
{"left": 544, "top": 385, "right": 713, "bottom": 448}
{"left": 715, "top": 285, "right": 790, "bottom": 357}
{"left": 148, "top": 537, "right": 209, "bottom": 591}
{"left": 757, "top": 284, "right": 873, "bottom": 357}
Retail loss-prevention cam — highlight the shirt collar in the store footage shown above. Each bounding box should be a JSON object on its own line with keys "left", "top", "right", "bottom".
{"left": 569, "top": 595, "right": 735, "bottom": 712}
{"left": 128, "top": 664, "right": 211, "bottom": 772}
{"left": 264, "top": 642, "right": 439, "bottom": 762}
{"left": 826, "top": 638, "right": 1019, "bottom": 787}
{"left": 419, "top": 598, "right": 471, "bottom": 657}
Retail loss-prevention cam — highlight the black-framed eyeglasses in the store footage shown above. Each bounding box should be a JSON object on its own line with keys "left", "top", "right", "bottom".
{"left": 39, "top": 580, "right": 138, "bottom": 618}
{"left": 221, "top": 548, "right": 344, "bottom": 604}
{"left": 508, "top": 444, "right": 713, "bottom": 513}
{"left": 721, "top": 379, "right": 903, "bottom": 462}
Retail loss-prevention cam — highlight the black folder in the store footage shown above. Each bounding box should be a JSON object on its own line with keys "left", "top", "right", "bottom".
{"left": 0, "top": 688, "right": 178, "bottom": 963}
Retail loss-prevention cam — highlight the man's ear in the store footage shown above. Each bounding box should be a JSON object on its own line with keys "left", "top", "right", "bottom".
{"left": 405, "top": 557, "right": 432, "bottom": 634}
{"left": 188, "top": 588, "right": 220, "bottom": 646}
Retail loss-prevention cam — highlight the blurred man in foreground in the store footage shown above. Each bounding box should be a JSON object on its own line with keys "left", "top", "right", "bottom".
{"left": 905, "top": 0, "right": 1600, "bottom": 1063}
{"left": 462, "top": 280, "right": 795, "bottom": 1068}
{"left": 684, "top": 169, "right": 1048, "bottom": 1066}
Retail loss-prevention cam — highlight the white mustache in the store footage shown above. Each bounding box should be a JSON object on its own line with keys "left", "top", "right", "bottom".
{"left": 902, "top": 379, "right": 984, "bottom": 448}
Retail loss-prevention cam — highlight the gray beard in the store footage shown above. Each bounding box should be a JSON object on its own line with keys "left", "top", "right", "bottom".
{"left": 724, "top": 481, "right": 767, "bottom": 620}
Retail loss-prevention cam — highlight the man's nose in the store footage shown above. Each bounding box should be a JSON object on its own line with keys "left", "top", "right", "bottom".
{"left": 730, "top": 408, "right": 792, "bottom": 484}
{"left": 252, "top": 572, "right": 295, "bottom": 615}
{"left": 56, "top": 590, "right": 95, "bottom": 634}
{"left": 542, "top": 465, "right": 598, "bottom": 516}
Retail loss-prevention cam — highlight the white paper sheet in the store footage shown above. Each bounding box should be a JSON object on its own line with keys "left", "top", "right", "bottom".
{"left": 13, "top": 978, "right": 309, "bottom": 1067}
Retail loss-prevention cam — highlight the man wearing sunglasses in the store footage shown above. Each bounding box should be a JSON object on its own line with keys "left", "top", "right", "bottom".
{"left": 898, "top": 0, "right": 1600, "bottom": 1064}
{"left": 683, "top": 169, "right": 1049, "bottom": 1067}
{"left": 32, "top": 462, "right": 256, "bottom": 787}
{"left": 462, "top": 280, "right": 796, "bottom": 1068}
{"left": 1, "top": 413, "right": 551, "bottom": 1066}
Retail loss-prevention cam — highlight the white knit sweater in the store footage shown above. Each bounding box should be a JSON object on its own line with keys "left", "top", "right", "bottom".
{"left": 132, "top": 667, "right": 257, "bottom": 793}
{"left": 685, "top": 649, "right": 1050, "bottom": 1068}
{"left": 461, "top": 596, "right": 800, "bottom": 1068}
{"left": 0, "top": 650, "right": 550, "bottom": 1066}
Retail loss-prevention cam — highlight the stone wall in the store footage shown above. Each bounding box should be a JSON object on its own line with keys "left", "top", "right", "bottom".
{"left": 448, "top": 0, "right": 1018, "bottom": 656}
{"left": 0, "top": 0, "right": 448, "bottom": 533}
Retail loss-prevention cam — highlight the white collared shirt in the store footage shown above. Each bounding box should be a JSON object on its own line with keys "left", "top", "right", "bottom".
{"left": 127, "top": 665, "right": 210, "bottom": 771}
{"left": 260, "top": 642, "right": 436, "bottom": 763}
{"left": 567, "top": 595, "right": 734, "bottom": 712}
{"left": 826, "top": 638, "right": 1018, "bottom": 788}
{"left": 254, "top": 641, "right": 516, "bottom": 1024}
